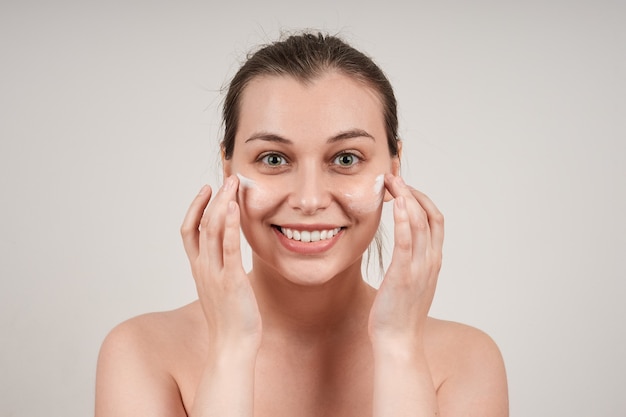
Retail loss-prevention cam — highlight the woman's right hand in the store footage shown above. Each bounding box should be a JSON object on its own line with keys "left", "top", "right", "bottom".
{"left": 181, "top": 175, "right": 262, "bottom": 352}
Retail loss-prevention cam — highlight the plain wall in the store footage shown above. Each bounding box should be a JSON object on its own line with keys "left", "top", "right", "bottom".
{"left": 1, "top": 0, "right": 624, "bottom": 415}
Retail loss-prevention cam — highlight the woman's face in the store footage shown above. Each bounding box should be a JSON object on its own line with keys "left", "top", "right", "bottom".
{"left": 224, "top": 72, "right": 399, "bottom": 285}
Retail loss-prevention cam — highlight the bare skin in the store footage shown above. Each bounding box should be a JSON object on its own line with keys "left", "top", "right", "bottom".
{"left": 96, "top": 299, "right": 507, "bottom": 416}
{"left": 95, "top": 73, "right": 508, "bottom": 417}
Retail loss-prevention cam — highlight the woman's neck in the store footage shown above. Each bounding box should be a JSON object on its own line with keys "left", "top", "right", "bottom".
{"left": 248, "top": 255, "right": 376, "bottom": 342}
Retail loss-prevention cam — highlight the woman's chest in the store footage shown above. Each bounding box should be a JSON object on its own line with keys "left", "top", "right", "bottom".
{"left": 254, "top": 344, "right": 375, "bottom": 417}
{"left": 175, "top": 341, "right": 375, "bottom": 417}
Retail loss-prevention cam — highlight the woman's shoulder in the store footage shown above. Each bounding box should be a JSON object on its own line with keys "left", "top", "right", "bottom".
{"left": 102, "top": 301, "right": 202, "bottom": 344}
{"left": 425, "top": 316, "right": 505, "bottom": 365}
{"left": 95, "top": 303, "right": 204, "bottom": 415}
{"left": 425, "top": 317, "right": 508, "bottom": 413}
{"left": 97, "top": 301, "right": 204, "bottom": 372}
{"left": 426, "top": 316, "right": 500, "bottom": 345}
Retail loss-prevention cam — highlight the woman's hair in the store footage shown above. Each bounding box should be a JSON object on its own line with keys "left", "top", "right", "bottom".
{"left": 220, "top": 31, "right": 399, "bottom": 160}
{"left": 221, "top": 31, "right": 398, "bottom": 277}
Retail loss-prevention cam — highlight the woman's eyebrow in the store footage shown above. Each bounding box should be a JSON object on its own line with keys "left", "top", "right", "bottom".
{"left": 327, "top": 129, "right": 375, "bottom": 143}
{"left": 244, "top": 133, "right": 292, "bottom": 144}
{"left": 244, "top": 129, "right": 374, "bottom": 144}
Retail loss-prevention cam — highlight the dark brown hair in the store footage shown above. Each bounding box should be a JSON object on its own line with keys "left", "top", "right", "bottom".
{"left": 220, "top": 31, "right": 399, "bottom": 159}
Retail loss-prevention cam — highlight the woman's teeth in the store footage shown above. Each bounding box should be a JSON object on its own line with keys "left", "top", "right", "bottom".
{"left": 279, "top": 227, "right": 342, "bottom": 243}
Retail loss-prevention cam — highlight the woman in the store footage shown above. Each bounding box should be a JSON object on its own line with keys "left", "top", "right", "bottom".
{"left": 95, "top": 32, "right": 508, "bottom": 417}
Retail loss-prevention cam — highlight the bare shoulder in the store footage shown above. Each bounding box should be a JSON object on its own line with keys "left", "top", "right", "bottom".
{"left": 425, "top": 317, "right": 509, "bottom": 417}
{"left": 98, "top": 301, "right": 203, "bottom": 369}
{"left": 100, "top": 301, "right": 202, "bottom": 349}
{"left": 425, "top": 317, "right": 504, "bottom": 359}
{"left": 95, "top": 302, "right": 203, "bottom": 417}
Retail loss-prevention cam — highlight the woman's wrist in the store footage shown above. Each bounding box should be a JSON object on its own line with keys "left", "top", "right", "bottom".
{"left": 207, "top": 339, "right": 260, "bottom": 367}
{"left": 191, "top": 343, "right": 258, "bottom": 417}
{"left": 371, "top": 338, "right": 438, "bottom": 417}
{"left": 370, "top": 331, "right": 425, "bottom": 359}
{"left": 372, "top": 344, "right": 429, "bottom": 374}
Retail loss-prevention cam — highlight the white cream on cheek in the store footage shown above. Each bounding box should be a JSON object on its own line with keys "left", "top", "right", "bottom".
{"left": 236, "top": 173, "right": 270, "bottom": 211}
{"left": 373, "top": 174, "right": 385, "bottom": 195}
{"left": 237, "top": 173, "right": 261, "bottom": 209}
{"left": 342, "top": 174, "right": 385, "bottom": 213}
{"left": 237, "top": 173, "right": 256, "bottom": 189}
{"left": 237, "top": 172, "right": 385, "bottom": 214}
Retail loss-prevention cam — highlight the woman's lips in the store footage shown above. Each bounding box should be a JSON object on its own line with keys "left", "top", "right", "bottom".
{"left": 273, "top": 225, "right": 344, "bottom": 254}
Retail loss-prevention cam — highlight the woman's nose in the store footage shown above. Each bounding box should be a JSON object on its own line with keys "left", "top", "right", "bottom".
{"left": 288, "top": 166, "right": 331, "bottom": 215}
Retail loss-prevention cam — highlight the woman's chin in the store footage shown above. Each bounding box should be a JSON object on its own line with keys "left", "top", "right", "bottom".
{"left": 253, "top": 256, "right": 363, "bottom": 289}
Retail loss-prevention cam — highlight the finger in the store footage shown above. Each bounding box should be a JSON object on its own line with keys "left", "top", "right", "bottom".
{"left": 389, "top": 195, "right": 412, "bottom": 270}
{"left": 408, "top": 188, "right": 445, "bottom": 251}
{"left": 222, "top": 200, "right": 244, "bottom": 273}
{"left": 180, "top": 185, "right": 212, "bottom": 260}
{"left": 385, "top": 174, "right": 431, "bottom": 258}
{"left": 199, "top": 175, "right": 239, "bottom": 270}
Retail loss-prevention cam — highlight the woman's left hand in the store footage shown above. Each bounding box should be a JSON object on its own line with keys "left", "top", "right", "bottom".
{"left": 368, "top": 173, "right": 444, "bottom": 351}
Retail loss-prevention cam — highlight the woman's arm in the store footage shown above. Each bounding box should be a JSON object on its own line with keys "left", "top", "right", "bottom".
{"left": 182, "top": 177, "right": 261, "bottom": 417}
{"left": 96, "top": 178, "right": 260, "bottom": 417}
{"left": 369, "top": 175, "right": 508, "bottom": 416}
{"left": 372, "top": 323, "right": 508, "bottom": 417}
{"left": 188, "top": 344, "right": 258, "bottom": 417}
{"left": 369, "top": 174, "right": 441, "bottom": 416}
{"left": 371, "top": 345, "right": 439, "bottom": 417}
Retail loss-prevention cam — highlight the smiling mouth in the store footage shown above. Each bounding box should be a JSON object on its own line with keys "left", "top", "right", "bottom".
{"left": 274, "top": 226, "right": 343, "bottom": 243}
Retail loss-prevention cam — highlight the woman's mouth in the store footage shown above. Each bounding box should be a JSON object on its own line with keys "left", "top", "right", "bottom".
{"left": 277, "top": 226, "right": 343, "bottom": 243}
{"left": 271, "top": 225, "right": 345, "bottom": 254}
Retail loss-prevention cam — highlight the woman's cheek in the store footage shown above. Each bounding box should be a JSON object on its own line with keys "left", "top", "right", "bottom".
{"left": 338, "top": 174, "right": 385, "bottom": 214}
{"left": 236, "top": 172, "right": 385, "bottom": 215}
{"left": 236, "top": 173, "right": 277, "bottom": 213}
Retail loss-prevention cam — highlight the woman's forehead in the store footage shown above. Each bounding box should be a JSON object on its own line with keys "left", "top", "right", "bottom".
{"left": 236, "top": 73, "right": 386, "bottom": 142}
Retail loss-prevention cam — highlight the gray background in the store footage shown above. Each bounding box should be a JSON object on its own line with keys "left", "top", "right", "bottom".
{"left": 1, "top": 0, "right": 624, "bottom": 416}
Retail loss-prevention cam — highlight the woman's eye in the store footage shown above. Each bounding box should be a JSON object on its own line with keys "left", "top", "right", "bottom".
{"left": 334, "top": 153, "right": 358, "bottom": 167}
{"left": 261, "top": 153, "right": 285, "bottom": 166}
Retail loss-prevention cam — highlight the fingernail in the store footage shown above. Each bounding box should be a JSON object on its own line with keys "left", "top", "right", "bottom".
{"left": 198, "top": 185, "right": 209, "bottom": 195}
{"left": 396, "top": 176, "right": 405, "bottom": 186}
{"left": 228, "top": 200, "right": 237, "bottom": 213}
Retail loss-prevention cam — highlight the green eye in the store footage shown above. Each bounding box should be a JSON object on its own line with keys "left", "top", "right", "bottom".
{"left": 335, "top": 153, "right": 357, "bottom": 167}
{"left": 262, "top": 153, "right": 285, "bottom": 166}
